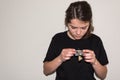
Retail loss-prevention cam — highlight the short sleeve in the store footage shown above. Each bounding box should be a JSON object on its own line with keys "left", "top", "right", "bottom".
{"left": 43, "top": 34, "right": 61, "bottom": 62}
{"left": 96, "top": 37, "right": 109, "bottom": 65}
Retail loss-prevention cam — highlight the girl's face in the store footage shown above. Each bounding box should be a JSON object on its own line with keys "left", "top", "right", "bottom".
{"left": 67, "top": 19, "right": 90, "bottom": 40}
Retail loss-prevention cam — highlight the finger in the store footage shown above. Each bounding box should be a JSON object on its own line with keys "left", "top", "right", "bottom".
{"left": 70, "top": 49, "right": 76, "bottom": 53}
{"left": 83, "top": 49, "right": 94, "bottom": 53}
{"left": 64, "top": 57, "right": 71, "bottom": 60}
{"left": 83, "top": 52, "right": 91, "bottom": 55}
{"left": 68, "top": 49, "right": 76, "bottom": 55}
{"left": 67, "top": 48, "right": 76, "bottom": 51}
{"left": 83, "top": 49, "right": 90, "bottom": 53}
{"left": 85, "top": 59, "right": 92, "bottom": 63}
{"left": 83, "top": 50, "right": 94, "bottom": 55}
{"left": 84, "top": 57, "right": 93, "bottom": 61}
{"left": 83, "top": 52, "right": 91, "bottom": 58}
{"left": 66, "top": 53, "right": 74, "bottom": 57}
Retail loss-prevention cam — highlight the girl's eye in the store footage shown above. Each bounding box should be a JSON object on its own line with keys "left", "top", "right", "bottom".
{"left": 81, "top": 27, "right": 86, "bottom": 30}
{"left": 81, "top": 26, "right": 88, "bottom": 30}
{"left": 72, "top": 27, "right": 76, "bottom": 29}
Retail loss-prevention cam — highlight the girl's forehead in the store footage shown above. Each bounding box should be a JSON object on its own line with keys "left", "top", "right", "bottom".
{"left": 69, "top": 19, "right": 90, "bottom": 26}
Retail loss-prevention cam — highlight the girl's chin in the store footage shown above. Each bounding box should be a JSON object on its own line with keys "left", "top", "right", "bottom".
{"left": 74, "top": 37, "right": 82, "bottom": 40}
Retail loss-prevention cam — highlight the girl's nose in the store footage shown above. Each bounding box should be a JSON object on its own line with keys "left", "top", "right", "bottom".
{"left": 76, "top": 29, "right": 81, "bottom": 35}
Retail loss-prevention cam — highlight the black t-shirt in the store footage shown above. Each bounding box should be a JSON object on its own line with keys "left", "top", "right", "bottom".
{"left": 43, "top": 31, "right": 109, "bottom": 80}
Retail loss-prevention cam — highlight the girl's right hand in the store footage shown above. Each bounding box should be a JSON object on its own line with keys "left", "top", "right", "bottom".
{"left": 59, "top": 48, "right": 76, "bottom": 62}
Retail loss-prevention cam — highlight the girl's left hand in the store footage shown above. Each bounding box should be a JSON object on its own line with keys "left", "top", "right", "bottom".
{"left": 82, "top": 49, "right": 97, "bottom": 65}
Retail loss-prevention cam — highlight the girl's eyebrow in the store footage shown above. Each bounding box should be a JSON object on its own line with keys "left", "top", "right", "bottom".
{"left": 69, "top": 24, "right": 88, "bottom": 28}
{"left": 69, "top": 25, "right": 77, "bottom": 28}
{"left": 80, "top": 26, "right": 88, "bottom": 28}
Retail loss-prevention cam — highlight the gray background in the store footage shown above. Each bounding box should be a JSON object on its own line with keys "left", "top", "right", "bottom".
{"left": 0, "top": 0, "right": 120, "bottom": 80}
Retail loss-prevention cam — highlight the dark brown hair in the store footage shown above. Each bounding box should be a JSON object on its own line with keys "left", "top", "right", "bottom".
{"left": 65, "top": 1, "right": 94, "bottom": 38}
